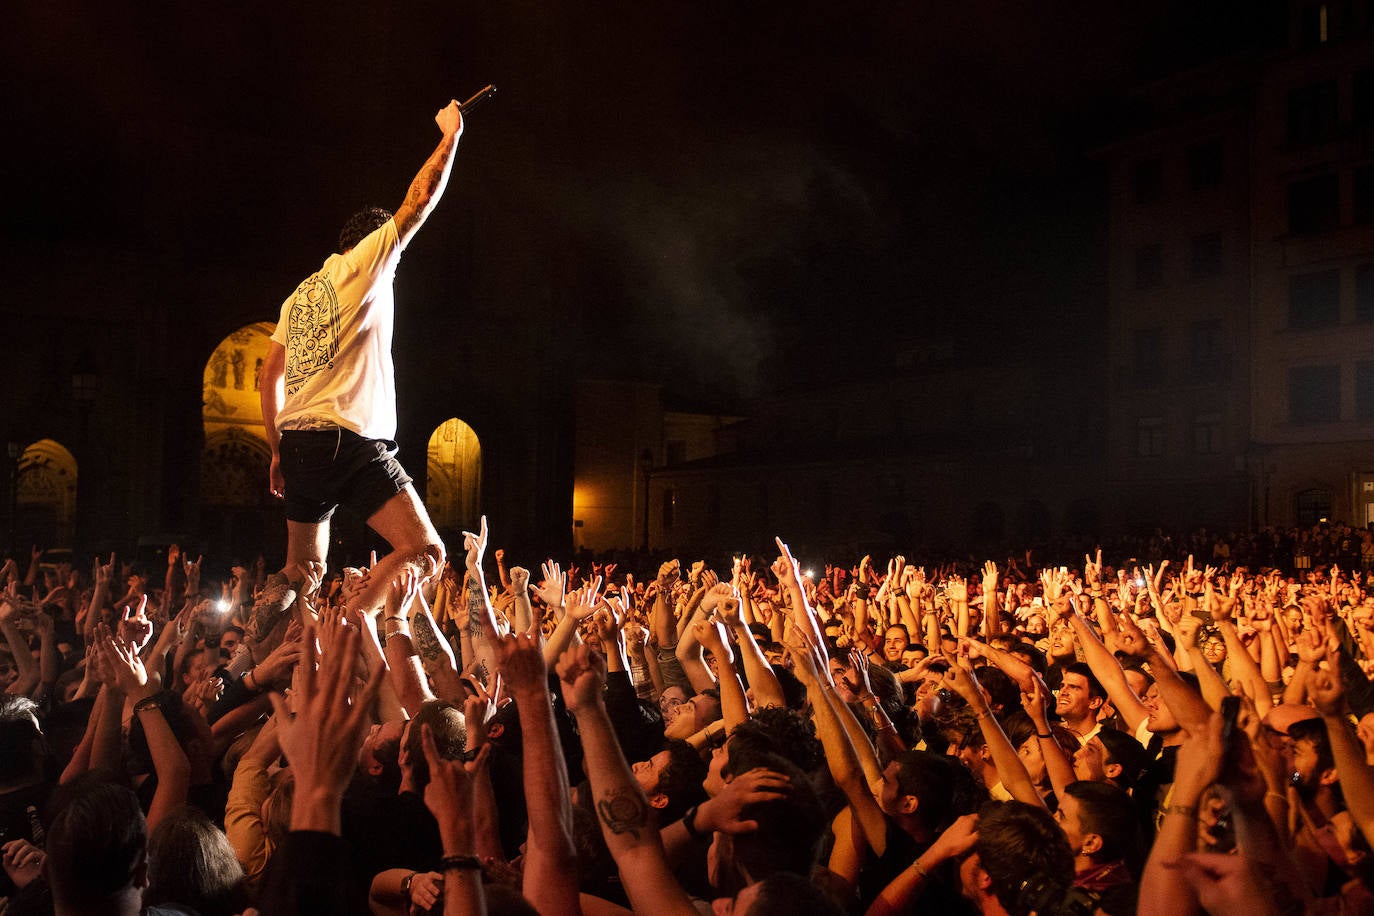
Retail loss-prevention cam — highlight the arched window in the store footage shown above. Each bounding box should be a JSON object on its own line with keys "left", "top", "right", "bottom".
{"left": 426, "top": 418, "right": 481, "bottom": 532}
{"left": 203, "top": 322, "right": 275, "bottom": 442}
{"left": 15, "top": 439, "right": 77, "bottom": 547}
{"left": 201, "top": 323, "right": 278, "bottom": 558}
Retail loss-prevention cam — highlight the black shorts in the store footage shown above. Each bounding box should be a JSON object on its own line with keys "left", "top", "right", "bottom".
{"left": 279, "top": 428, "right": 413, "bottom": 524}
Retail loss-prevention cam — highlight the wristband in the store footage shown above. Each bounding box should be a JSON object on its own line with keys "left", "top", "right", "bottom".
{"left": 133, "top": 695, "right": 161, "bottom": 716}
{"left": 912, "top": 857, "right": 930, "bottom": 880}
{"left": 438, "top": 854, "right": 482, "bottom": 871}
{"left": 683, "top": 804, "right": 703, "bottom": 839}
{"left": 400, "top": 872, "right": 416, "bottom": 896}
{"left": 1164, "top": 804, "right": 1198, "bottom": 818}
{"left": 1036, "top": 732, "right": 1053, "bottom": 739}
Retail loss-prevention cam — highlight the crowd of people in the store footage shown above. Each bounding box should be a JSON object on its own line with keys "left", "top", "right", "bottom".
{"left": 3, "top": 519, "right": 1374, "bottom": 915}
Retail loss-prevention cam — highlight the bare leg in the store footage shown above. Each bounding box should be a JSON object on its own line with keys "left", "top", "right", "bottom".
{"left": 285, "top": 519, "right": 330, "bottom": 579}
{"left": 354, "top": 485, "right": 446, "bottom": 612}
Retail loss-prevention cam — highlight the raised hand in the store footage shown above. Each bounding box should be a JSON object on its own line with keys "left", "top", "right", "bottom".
{"left": 842, "top": 649, "right": 875, "bottom": 702}
{"left": 565, "top": 577, "right": 604, "bottom": 622}
{"left": 697, "top": 768, "right": 791, "bottom": 835}
{"left": 656, "top": 559, "right": 681, "bottom": 589}
{"left": 118, "top": 595, "right": 153, "bottom": 652}
{"left": 1174, "top": 614, "right": 1202, "bottom": 651}
{"left": 495, "top": 629, "right": 547, "bottom": 694}
{"left": 1112, "top": 613, "right": 1152, "bottom": 659}
{"left": 509, "top": 565, "right": 530, "bottom": 594}
{"left": 532, "top": 560, "right": 565, "bottom": 609}
{"left": 100, "top": 634, "right": 153, "bottom": 701}
{"left": 462, "top": 515, "right": 489, "bottom": 572}
{"left": 555, "top": 644, "right": 607, "bottom": 713}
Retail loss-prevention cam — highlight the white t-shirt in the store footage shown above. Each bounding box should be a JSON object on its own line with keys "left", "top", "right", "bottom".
{"left": 271, "top": 219, "right": 403, "bottom": 439}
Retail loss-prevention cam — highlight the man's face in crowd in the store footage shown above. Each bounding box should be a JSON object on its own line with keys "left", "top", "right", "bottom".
{"left": 1049, "top": 623, "right": 1074, "bottom": 658}
{"left": 1123, "top": 669, "right": 1149, "bottom": 701}
{"left": 1017, "top": 735, "right": 1047, "bottom": 785}
{"left": 665, "top": 694, "right": 719, "bottom": 740}
{"left": 0, "top": 654, "right": 17, "bottom": 689}
{"left": 704, "top": 741, "right": 731, "bottom": 797}
{"left": 359, "top": 720, "right": 404, "bottom": 775}
{"left": 1055, "top": 672, "right": 1096, "bottom": 722}
{"left": 878, "top": 760, "right": 916, "bottom": 817}
{"left": 1200, "top": 635, "right": 1227, "bottom": 666}
{"left": 1143, "top": 683, "right": 1179, "bottom": 734}
{"left": 1291, "top": 738, "right": 1332, "bottom": 798}
{"left": 660, "top": 686, "right": 688, "bottom": 722}
{"left": 901, "top": 646, "right": 928, "bottom": 668}
{"left": 1072, "top": 736, "right": 1110, "bottom": 783}
{"left": 632, "top": 749, "right": 674, "bottom": 795}
{"left": 914, "top": 672, "right": 946, "bottom": 721}
{"left": 883, "top": 627, "right": 909, "bottom": 664}
{"left": 1054, "top": 792, "right": 1090, "bottom": 856}
{"left": 220, "top": 629, "right": 242, "bottom": 657}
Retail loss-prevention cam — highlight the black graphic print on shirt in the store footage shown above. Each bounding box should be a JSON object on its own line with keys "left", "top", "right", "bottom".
{"left": 284, "top": 275, "right": 339, "bottom": 395}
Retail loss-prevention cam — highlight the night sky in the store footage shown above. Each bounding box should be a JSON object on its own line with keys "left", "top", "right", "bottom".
{"left": 3, "top": 1, "right": 1269, "bottom": 404}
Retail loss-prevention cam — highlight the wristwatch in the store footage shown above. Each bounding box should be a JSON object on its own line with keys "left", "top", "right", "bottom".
{"left": 400, "top": 872, "right": 416, "bottom": 897}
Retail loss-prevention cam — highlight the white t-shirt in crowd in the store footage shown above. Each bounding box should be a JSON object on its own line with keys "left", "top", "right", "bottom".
{"left": 271, "top": 219, "right": 403, "bottom": 439}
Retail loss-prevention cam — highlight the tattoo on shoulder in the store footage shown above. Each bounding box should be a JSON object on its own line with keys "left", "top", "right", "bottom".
{"left": 596, "top": 787, "right": 649, "bottom": 840}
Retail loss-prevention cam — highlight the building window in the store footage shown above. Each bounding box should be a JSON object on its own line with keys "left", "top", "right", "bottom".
{"left": 1299, "top": 3, "right": 1329, "bottom": 46}
{"left": 1136, "top": 417, "right": 1165, "bottom": 458}
{"left": 1192, "top": 412, "right": 1224, "bottom": 454}
{"left": 1133, "top": 328, "right": 1163, "bottom": 387}
{"left": 1132, "top": 158, "right": 1162, "bottom": 204}
{"left": 1189, "top": 319, "right": 1223, "bottom": 382}
{"left": 1358, "top": 264, "right": 1374, "bottom": 323}
{"left": 1134, "top": 244, "right": 1164, "bottom": 289}
{"left": 1187, "top": 140, "right": 1224, "bottom": 189}
{"left": 1289, "top": 365, "right": 1340, "bottom": 423}
{"left": 1359, "top": 361, "right": 1374, "bottom": 420}
{"left": 1190, "top": 231, "right": 1223, "bottom": 277}
{"left": 1287, "top": 80, "right": 1339, "bottom": 145}
{"left": 1289, "top": 269, "right": 1341, "bottom": 329}
{"left": 1356, "top": 165, "right": 1374, "bottom": 225}
{"left": 665, "top": 439, "right": 687, "bottom": 465}
{"left": 1295, "top": 488, "right": 1333, "bottom": 526}
{"left": 1355, "top": 67, "right": 1374, "bottom": 128}
{"left": 1289, "top": 173, "right": 1340, "bottom": 234}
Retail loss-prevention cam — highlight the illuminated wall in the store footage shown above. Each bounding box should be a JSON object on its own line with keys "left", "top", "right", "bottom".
{"left": 426, "top": 418, "right": 481, "bottom": 532}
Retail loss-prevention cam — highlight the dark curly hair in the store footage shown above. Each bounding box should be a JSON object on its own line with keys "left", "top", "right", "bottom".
{"left": 338, "top": 207, "right": 393, "bottom": 252}
{"left": 723, "top": 706, "right": 825, "bottom": 777}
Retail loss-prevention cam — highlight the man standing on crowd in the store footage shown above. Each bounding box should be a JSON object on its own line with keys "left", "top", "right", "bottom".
{"left": 259, "top": 100, "right": 465, "bottom": 615}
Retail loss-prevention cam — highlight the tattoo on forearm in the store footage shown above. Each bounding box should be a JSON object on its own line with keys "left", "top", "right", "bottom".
{"left": 411, "top": 612, "right": 446, "bottom": 663}
{"left": 466, "top": 581, "right": 486, "bottom": 639}
{"left": 596, "top": 787, "right": 649, "bottom": 840}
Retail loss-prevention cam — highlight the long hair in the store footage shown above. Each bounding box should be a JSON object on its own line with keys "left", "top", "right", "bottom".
{"left": 145, "top": 806, "right": 249, "bottom": 916}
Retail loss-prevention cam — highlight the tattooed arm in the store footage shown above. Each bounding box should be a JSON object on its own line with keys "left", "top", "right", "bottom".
{"left": 462, "top": 516, "right": 499, "bottom": 675}
{"left": 407, "top": 590, "right": 464, "bottom": 704}
{"left": 557, "top": 645, "right": 699, "bottom": 916}
{"left": 382, "top": 571, "right": 435, "bottom": 717}
{"left": 393, "top": 100, "right": 463, "bottom": 246}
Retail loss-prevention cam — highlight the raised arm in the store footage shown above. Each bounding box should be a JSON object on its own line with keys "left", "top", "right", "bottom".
{"left": 1065, "top": 605, "right": 1149, "bottom": 734}
{"left": 497, "top": 632, "right": 579, "bottom": 916}
{"left": 393, "top": 101, "right": 464, "bottom": 246}
{"left": 557, "top": 645, "right": 699, "bottom": 916}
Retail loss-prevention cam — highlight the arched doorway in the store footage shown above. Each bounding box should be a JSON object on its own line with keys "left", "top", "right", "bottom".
{"left": 15, "top": 439, "right": 77, "bottom": 548}
{"left": 426, "top": 418, "right": 481, "bottom": 535}
{"left": 202, "top": 323, "right": 279, "bottom": 560}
